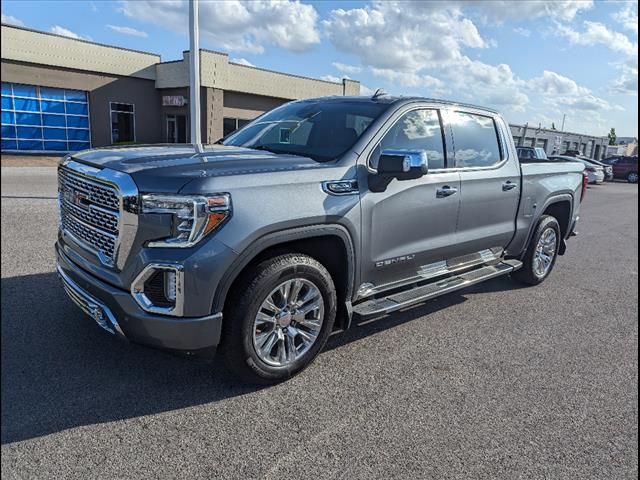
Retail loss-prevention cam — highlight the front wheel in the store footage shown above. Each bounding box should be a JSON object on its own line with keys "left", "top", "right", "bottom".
{"left": 219, "top": 253, "right": 336, "bottom": 384}
{"left": 627, "top": 171, "right": 638, "bottom": 184}
{"left": 513, "top": 215, "right": 561, "bottom": 286}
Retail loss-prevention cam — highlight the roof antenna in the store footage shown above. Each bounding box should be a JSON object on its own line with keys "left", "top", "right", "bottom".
{"left": 372, "top": 88, "right": 387, "bottom": 99}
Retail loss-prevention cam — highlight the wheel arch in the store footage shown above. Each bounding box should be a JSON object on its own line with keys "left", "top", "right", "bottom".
{"left": 521, "top": 194, "right": 574, "bottom": 258}
{"left": 213, "top": 224, "right": 356, "bottom": 330}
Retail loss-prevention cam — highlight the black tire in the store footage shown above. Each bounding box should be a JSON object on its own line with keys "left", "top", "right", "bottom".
{"left": 627, "top": 171, "right": 638, "bottom": 184}
{"left": 513, "top": 215, "right": 561, "bottom": 286}
{"left": 219, "top": 253, "right": 336, "bottom": 384}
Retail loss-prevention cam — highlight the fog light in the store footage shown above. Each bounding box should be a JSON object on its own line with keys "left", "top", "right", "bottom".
{"left": 165, "top": 271, "right": 177, "bottom": 302}
{"left": 131, "top": 263, "right": 185, "bottom": 316}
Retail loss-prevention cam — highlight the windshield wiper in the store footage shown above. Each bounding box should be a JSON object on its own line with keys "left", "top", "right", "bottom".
{"left": 249, "top": 145, "right": 314, "bottom": 160}
{"left": 249, "top": 145, "right": 276, "bottom": 153}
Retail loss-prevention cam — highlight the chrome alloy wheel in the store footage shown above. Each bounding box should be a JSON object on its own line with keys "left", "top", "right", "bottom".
{"left": 252, "top": 278, "right": 324, "bottom": 367}
{"left": 533, "top": 228, "right": 557, "bottom": 278}
{"left": 628, "top": 172, "right": 639, "bottom": 183}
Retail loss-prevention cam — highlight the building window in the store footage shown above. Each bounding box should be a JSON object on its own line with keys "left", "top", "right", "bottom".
{"left": 535, "top": 138, "right": 547, "bottom": 150}
{"left": 1, "top": 82, "right": 90, "bottom": 152}
{"left": 523, "top": 137, "right": 535, "bottom": 147}
{"left": 223, "top": 117, "right": 253, "bottom": 137}
{"left": 110, "top": 102, "right": 135, "bottom": 144}
{"left": 562, "top": 141, "right": 570, "bottom": 152}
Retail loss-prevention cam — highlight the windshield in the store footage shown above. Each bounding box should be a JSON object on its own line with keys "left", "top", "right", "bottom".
{"left": 534, "top": 147, "right": 548, "bottom": 160}
{"left": 222, "top": 100, "right": 390, "bottom": 162}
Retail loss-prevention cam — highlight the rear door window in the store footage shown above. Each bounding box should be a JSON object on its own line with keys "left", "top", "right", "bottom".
{"left": 449, "top": 111, "right": 503, "bottom": 168}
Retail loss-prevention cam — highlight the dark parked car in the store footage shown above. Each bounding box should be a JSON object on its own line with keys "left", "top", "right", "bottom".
{"left": 516, "top": 146, "right": 548, "bottom": 162}
{"left": 562, "top": 150, "right": 582, "bottom": 157}
{"left": 601, "top": 156, "right": 638, "bottom": 183}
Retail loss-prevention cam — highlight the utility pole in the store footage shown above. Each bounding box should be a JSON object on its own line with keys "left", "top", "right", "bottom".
{"left": 189, "top": 0, "right": 201, "bottom": 147}
{"left": 561, "top": 114, "right": 566, "bottom": 132}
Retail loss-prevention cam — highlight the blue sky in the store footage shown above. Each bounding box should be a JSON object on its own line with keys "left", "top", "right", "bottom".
{"left": 2, "top": 0, "right": 638, "bottom": 136}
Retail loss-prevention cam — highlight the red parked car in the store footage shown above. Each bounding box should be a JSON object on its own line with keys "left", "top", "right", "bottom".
{"left": 601, "top": 156, "right": 638, "bottom": 183}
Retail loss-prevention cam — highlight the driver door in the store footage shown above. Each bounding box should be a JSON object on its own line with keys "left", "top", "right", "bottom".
{"left": 359, "top": 107, "right": 464, "bottom": 292}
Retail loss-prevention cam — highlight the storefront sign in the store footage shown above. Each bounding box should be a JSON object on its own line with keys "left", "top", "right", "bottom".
{"left": 162, "top": 96, "right": 187, "bottom": 107}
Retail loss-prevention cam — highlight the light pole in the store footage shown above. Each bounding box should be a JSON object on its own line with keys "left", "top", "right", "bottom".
{"left": 561, "top": 113, "right": 566, "bottom": 132}
{"left": 189, "top": 0, "right": 201, "bottom": 147}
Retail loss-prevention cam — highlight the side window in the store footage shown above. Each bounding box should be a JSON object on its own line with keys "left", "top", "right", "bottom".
{"left": 449, "top": 111, "right": 502, "bottom": 168}
{"left": 375, "top": 109, "right": 446, "bottom": 169}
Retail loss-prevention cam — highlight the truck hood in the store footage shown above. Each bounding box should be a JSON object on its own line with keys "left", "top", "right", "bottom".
{"left": 71, "top": 144, "right": 326, "bottom": 193}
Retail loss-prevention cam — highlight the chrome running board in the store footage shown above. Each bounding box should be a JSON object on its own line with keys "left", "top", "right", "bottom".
{"left": 352, "top": 259, "right": 522, "bottom": 323}
{"left": 357, "top": 247, "right": 504, "bottom": 300}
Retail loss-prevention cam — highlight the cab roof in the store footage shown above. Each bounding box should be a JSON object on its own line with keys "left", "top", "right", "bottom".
{"left": 296, "top": 95, "right": 499, "bottom": 114}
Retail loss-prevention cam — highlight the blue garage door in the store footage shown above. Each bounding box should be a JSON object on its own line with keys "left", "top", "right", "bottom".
{"left": 1, "top": 82, "right": 91, "bottom": 152}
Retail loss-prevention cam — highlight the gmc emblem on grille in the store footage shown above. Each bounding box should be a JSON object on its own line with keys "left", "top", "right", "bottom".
{"left": 63, "top": 189, "right": 90, "bottom": 210}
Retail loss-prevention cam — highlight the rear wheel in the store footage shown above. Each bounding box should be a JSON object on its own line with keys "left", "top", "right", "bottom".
{"left": 627, "top": 171, "right": 638, "bottom": 184}
{"left": 513, "top": 215, "right": 561, "bottom": 286}
{"left": 219, "top": 253, "right": 336, "bottom": 384}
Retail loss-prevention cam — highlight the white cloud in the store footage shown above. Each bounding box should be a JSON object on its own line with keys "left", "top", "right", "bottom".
{"left": 464, "top": 0, "right": 593, "bottom": 23}
{"left": 119, "top": 0, "right": 320, "bottom": 54}
{"left": 513, "top": 27, "right": 531, "bottom": 37}
{"left": 50, "top": 25, "right": 90, "bottom": 40}
{"left": 107, "top": 24, "right": 148, "bottom": 38}
{"left": 1, "top": 13, "right": 24, "bottom": 26}
{"left": 359, "top": 84, "right": 375, "bottom": 96}
{"left": 332, "top": 62, "right": 362, "bottom": 74}
{"left": 555, "top": 21, "right": 637, "bottom": 55}
{"left": 322, "top": 1, "right": 616, "bottom": 115}
{"left": 370, "top": 68, "right": 444, "bottom": 89}
{"left": 528, "top": 70, "right": 613, "bottom": 110}
{"left": 230, "top": 57, "right": 254, "bottom": 67}
{"left": 612, "top": 57, "right": 638, "bottom": 95}
{"left": 612, "top": 2, "right": 638, "bottom": 36}
{"left": 323, "top": 2, "right": 490, "bottom": 72}
{"left": 320, "top": 74, "right": 344, "bottom": 83}
{"left": 528, "top": 70, "right": 589, "bottom": 97}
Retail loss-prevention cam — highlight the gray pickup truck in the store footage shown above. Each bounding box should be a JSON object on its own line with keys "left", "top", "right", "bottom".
{"left": 56, "top": 95, "right": 584, "bottom": 383}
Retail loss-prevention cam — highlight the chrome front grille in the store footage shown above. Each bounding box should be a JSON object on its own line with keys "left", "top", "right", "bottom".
{"left": 58, "top": 165, "right": 120, "bottom": 265}
{"left": 59, "top": 167, "right": 119, "bottom": 210}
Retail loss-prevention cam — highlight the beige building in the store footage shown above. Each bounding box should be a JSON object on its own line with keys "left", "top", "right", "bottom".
{"left": 1, "top": 24, "right": 360, "bottom": 153}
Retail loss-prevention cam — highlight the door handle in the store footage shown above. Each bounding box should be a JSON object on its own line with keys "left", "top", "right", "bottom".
{"left": 436, "top": 186, "right": 458, "bottom": 198}
{"left": 502, "top": 181, "right": 518, "bottom": 191}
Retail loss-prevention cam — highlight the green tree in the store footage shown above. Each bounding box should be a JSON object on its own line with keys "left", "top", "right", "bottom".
{"left": 608, "top": 128, "right": 617, "bottom": 145}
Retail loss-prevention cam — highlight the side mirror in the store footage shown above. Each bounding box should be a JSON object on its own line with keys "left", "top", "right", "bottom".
{"left": 369, "top": 149, "right": 429, "bottom": 192}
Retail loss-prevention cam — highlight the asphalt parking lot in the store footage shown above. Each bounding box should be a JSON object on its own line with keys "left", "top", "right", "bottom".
{"left": 1, "top": 167, "right": 638, "bottom": 479}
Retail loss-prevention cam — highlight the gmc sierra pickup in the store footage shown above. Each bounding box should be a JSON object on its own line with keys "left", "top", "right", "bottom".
{"left": 56, "top": 95, "right": 584, "bottom": 383}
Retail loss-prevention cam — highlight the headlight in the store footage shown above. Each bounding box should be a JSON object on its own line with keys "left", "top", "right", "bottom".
{"left": 141, "top": 193, "right": 231, "bottom": 248}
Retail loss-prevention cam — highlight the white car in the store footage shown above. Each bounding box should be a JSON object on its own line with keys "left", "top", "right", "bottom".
{"left": 549, "top": 155, "right": 605, "bottom": 184}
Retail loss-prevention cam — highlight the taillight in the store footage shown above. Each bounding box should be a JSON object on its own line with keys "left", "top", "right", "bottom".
{"left": 581, "top": 171, "right": 588, "bottom": 202}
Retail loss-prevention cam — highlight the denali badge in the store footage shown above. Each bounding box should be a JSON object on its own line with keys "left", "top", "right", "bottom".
{"left": 375, "top": 254, "right": 415, "bottom": 268}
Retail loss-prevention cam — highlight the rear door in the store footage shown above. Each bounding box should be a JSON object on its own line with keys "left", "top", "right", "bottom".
{"left": 445, "top": 109, "right": 521, "bottom": 255}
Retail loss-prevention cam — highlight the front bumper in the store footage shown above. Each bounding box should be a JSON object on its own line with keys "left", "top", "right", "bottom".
{"left": 56, "top": 243, "right": 223, "bottom": 355}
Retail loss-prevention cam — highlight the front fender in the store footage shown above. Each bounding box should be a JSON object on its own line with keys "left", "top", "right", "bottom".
{"left": 211, "top": 224, "right": 356, "bottom": 314}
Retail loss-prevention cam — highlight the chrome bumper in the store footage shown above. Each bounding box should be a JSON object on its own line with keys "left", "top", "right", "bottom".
{"left": 57, "top": 263, "right": 125, "bottom": 338}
